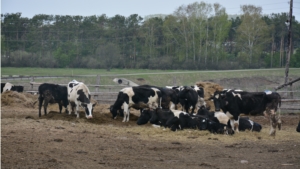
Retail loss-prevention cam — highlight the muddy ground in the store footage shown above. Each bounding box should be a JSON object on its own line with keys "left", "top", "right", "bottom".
{"left": 1, "top": 90, "right": 300, "bottom": 169}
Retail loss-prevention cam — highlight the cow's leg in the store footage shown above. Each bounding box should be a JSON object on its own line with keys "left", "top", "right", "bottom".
{"left": 67, "top": 102, "right": 72, "bottom": 115}
{"left": 38, "top": 96, "right": 44, "bottom": 117}
{"left": 59, "top": 103, "right": 63, "bottom": 114}
{"left": 123, "top": 103, "right": 129, "bottom": 122}
{"left": 43, "top": 99, "right": 49, "bottom": 116}
{"left": 75, "top": 104, "right": 80, "bottom": 118}
{"left": 265, "top": 107, "right": 281, "bottom": 136}
{"left": 277, "top": 107, "right": 282, "bottom": 130}
{"left": 233, "top": 116, "right": 240, "bottom": 133}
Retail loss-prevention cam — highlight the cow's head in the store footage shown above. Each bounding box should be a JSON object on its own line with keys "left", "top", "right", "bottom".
{"left": 81, "top": 102, "right": 96, "bottom": 119}
{"left": 166, "top": 116, "right": 180, "bottom": 131}
{"left": 149, "top": 109, "right": 161, "bottom": 125}
{"left": 137, "top": 109, "right": 152, "bottom": 125}
{"left": 110, "top": 105, "right": 118, "bottom": 119}
{"left": 210, "top": 91, "right": 226, "bottom": 111}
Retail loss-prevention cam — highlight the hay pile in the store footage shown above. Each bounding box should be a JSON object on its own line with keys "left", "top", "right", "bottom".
{"left": 1, "top": 91, "right": 38, "bottom": 108}
{"left": 195, "top": 81, "right": 224, "bottom": 111}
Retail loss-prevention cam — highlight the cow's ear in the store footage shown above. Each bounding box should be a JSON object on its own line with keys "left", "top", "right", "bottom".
{"left": 92, "top": 102, "right": 97, "bottom": 107}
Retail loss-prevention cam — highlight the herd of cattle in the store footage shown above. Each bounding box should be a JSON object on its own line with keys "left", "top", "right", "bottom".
{"left": 1, "top": 81, "right": 300, "bottom": 136}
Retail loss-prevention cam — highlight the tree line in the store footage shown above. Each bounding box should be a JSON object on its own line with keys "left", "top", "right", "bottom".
{"left": 1, "top": 2, "right": 300, "bottom": 70}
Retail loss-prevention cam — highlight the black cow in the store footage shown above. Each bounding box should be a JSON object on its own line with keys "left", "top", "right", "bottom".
{"left": 177, "top": 86, "right": 198, "bottom": 114}
{"left": 136, "top": 109, "right": 153, "bottom": 125}
{"left": 38, "top": 83, "right": 68, "bottom": 117}
{"left": 297, "top": 121, "right": 300, "bottom": 132}
{"left": 211, "top": 89, "right": 281, "bottom": 136}
{"left": 1, "top": 82, "right": 24, "bottom": 93}
{"left": 110, "top": 86, "right": 162, "bottom": 122}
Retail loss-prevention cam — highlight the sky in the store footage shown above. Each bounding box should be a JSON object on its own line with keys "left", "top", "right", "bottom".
{"left": 1, "top": 0, "right": 300, "bottom": 21}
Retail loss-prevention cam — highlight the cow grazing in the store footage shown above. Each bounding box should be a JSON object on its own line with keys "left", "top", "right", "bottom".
{"left": 110, "top": 86, "right": 162, "bottom": 122}
{"left": 297, "top": 121, "right": 300, "bottom": 132}
{"left": 67, "top": 80, "right": 96, "bottom": 119}
{"left": 211, "top": 89, "right": 281, "bottom": 136}
{"left": 1, "top": 82, "right": 24, "bottom": 93}
{"left": 38, "top": 83, "right": 68, "bottom": 117}
{"left": 177, "top": 86, "right": 198, "bottom": 114}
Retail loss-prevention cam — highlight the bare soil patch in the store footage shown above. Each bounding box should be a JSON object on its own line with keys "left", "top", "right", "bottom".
{"left": 1, "top": 89, "right": 300, "bottom": 169}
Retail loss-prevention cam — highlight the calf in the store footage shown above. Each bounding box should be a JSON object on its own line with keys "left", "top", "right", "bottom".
{"left": 1, "top": 82, "right": 24, "bottom": 93}
{"left": 67, "top": 80, "right": 96, "bottom": 119}
{"left": 38, "top": 83, "right": 68, "bottom": 117}
{"left": 238, "top": 117, "right": 262, "bottom": 132}
{"left": 110, "top": 86, "right": 162, "bottom": 122}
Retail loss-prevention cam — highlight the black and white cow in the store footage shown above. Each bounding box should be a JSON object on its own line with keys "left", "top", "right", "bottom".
{"left": 210, "top": 89, "right": 281, "bottom": 136}
{"left": 164, "top": 110, "right": 234, "bottom": 134}
{"left": 141, "top": 85, "right": 178, "bottom": 109}
{"left": 197, "top": 106, "right": 262, "bottom": 132}
{"left": 110, "top": 86, "right": 162, "bottom": 122}
{"left": 38, "top": 83, "right": 68, "bottom": 117}
{"left": 148, "top": 109, "right": 187, "bottom": 127}
{"left": 238, "top": 117, "right": 262, "bottom": 132}
{"left": 177, "top": 86, "right": 198, "bottom": 114}
{"left": 191, "top": 85, "right": 206, "bottom": 107}
{"left": 297, "top": 121, "right": 300, "bottom": 132}
{"left": 67, "top": 80, "right": 96, "bottom": 119}
{"left": 1, "top": 82, "right": 24, "bottom": 93}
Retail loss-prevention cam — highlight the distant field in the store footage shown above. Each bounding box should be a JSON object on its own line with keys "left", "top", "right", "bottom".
{"left": 1, "top": 67, "right": 300, "bottom": 91}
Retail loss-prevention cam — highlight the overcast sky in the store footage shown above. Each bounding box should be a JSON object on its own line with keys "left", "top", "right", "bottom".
{"left": 1, "top": 0, "right": 299, "bottom": 21}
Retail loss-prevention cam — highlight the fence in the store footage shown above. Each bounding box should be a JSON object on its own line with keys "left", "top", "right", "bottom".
{"left": 1, "top": 75, "right": 300, "bottom": 112}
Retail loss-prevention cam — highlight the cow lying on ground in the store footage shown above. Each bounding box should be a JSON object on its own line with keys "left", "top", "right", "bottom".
{"left": 67, "top": 80, "right": 96, "bottom": 119}
{"left": 210, "top": 89, "right": 281, "bottom": 136}
{"left": 110, "top": 86, "right": 162, "bottom": 122}
{"left": 1, "top": 82, "right": 24, "bottom": 93}
{"left": 197, "top": 106, "right": 262, "bottom": 132}
{"left": 165, "top": 110, "right": 234, "bottom": 134}
{"left": 38, "top": 83, "right": 68, "bottom": 117}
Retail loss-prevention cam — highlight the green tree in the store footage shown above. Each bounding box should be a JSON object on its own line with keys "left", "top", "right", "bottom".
{"left": 236, "top": 5, "right": 270, "bottom": 67}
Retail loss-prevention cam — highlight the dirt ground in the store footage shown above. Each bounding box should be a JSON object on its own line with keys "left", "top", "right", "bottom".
{"left": 1, "top": 90, "right": 300, "bottom": 169}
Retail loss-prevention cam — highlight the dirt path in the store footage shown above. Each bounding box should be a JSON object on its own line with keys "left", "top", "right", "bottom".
{"left": 1, "top": 102, "right": 300, "bottom": 169}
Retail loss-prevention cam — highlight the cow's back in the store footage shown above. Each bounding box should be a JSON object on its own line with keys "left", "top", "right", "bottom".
{"left": 39, "top": 83, "right": 68, "bottom": 103}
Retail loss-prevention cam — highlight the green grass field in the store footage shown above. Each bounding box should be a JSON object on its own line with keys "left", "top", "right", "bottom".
{"left": 1, "top": 67, "right": 300, "bottom": 91}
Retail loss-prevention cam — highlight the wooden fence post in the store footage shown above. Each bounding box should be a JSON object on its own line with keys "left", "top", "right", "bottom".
{"left": 95, "top": 75, "right": 100, "bottom": 100}
{"left": 30, "top": 76, "right": 34, "bottom": 91}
